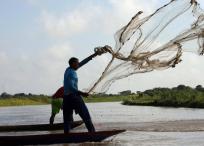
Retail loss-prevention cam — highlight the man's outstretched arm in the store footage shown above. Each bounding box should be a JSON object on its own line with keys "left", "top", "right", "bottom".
{"left": 77, "top": 45, "right": 111, "bottom": 69}
{"left": 77, "top": 53, "right": 97, "bottom": 69}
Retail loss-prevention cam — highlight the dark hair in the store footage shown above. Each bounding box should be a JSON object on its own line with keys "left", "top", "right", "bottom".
{"left": 69, "top": 57, "right": 78, "bottom": 66}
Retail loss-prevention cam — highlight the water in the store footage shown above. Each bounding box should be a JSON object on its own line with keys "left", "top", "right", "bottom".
{"left": 1, "top": 102, "right": 204, "bottom": 145}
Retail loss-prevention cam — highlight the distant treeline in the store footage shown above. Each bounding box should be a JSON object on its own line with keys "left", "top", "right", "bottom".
{"left": 1, "top": 84, "right": 204, "bottom": 107}
{"left": 0, "top": 92, "right": 48, "bottom": 98}
{"left": 123, "top": 85, "right": 204, "bottom": 108}
{"left": 0, "top": 91, "right": 130, "bottom": 98}
{"left": 137, "top": 85, "right": 204, "bottom": 97}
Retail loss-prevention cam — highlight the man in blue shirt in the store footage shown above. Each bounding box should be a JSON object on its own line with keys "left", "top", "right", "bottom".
{"left": 63, "top": 47, "right": 108, "bottom": 133}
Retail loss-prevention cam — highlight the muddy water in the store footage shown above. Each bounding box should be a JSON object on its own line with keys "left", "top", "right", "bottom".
{"left": 1, "top": 102, "right": 204, "bottom": 145}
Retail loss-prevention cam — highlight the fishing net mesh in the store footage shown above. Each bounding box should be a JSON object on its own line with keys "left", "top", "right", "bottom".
{"left": 88, "top": 0, "right": 204, "bottom": 94}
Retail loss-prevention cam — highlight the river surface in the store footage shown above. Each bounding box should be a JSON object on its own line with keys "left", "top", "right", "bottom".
{"left": 1, "top": 102, "right": 204, "bottom": 145}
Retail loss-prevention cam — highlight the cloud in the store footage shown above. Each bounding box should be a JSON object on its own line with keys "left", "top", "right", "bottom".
{"left": 39, "top": 0, "right": 157, "bottom": 38}
{"left": 25, "top": 0, "right": 38, "bottom": 4}
{"left": 108, "top": 0, "right": 157, "bottom": 16}
{"left": 0, "top": 43, "right": 74, "bottom": 94}
{"left": 40, "top": 2, "right": 101, "bottom": 37}
{"left": 0, "top": 52, "right": 8, "bottom": 65}
{"left": 90, "top": 0, "right": 158, "bottom": 36}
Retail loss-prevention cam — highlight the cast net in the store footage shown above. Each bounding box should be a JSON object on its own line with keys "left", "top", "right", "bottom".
{"left": 88, "top": 0, "right": 204, "bottom": 94}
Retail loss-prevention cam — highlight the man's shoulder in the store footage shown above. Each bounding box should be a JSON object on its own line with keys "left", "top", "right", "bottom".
{"left": 65, "top": 67, "right": 71, "bottom": 72}
{"left": 65, "top": 67, "right": 75, "bottom": 75}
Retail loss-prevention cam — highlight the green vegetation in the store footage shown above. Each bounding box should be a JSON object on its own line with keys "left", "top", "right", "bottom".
{"left": 84, "top": 95, "right": 126, "bottom": 103}
{"left": 0, "top": 94, "right": 126, "bottom": 107}
{"left": 1, "top": 85, "right": 204, "bottom": 108}
{"left": 123, "top": 85, "right": 204, "bottom": 108}
{"left": 0, "top": 96, "right": 51, "bottom": 107}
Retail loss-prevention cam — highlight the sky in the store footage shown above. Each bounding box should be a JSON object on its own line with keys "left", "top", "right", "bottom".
{"left": 0, "top": 0, "right": 204, "bottom": 95}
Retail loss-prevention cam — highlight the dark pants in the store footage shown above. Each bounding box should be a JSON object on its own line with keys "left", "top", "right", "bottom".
{"left": 63, "top": 94, "right": 95, "bottom": 133}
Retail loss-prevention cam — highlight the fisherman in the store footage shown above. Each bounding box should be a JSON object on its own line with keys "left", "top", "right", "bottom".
{"left": 63, "top": 46, "right": 109, "bottom": 133}
{"left": 49, "top": 86, "right": 74, "bottom": 125}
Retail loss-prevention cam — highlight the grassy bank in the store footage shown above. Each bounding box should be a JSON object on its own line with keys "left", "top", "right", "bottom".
{"left": 0, "top": 95, "right": 126, "bottom": 107}
{"left": 122, "top": 95, "right": 204, "bottom": 108}
{"left": 123, "top": 85, "right": 204, "bottom": 108}
{"left": 84, "top": 95, "right": 126, "bottom": 103}
{"left": 0, "top": 96, "right": 51, "bottom": 107}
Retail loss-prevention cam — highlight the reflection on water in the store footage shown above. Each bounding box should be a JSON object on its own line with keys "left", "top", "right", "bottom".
{"left": 1, "top": 102, "right": 204, "bottom": 145}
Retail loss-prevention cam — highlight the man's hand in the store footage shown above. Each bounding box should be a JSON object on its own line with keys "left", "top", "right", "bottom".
{"left": 94, "top": 45, "right": 112, "bottom": 56}
{"left": 81, "top": 92, "right": 89, "bottom": 97}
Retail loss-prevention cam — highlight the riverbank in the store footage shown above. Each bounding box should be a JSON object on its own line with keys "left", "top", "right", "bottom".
{"left": 1, "top": 85, "right": 204, "bottom": 108}
{"left": 123, "top": 95, "right": 204, "bottom": 108}
{"left": 0, "top": 96, "right": 51, "bottom": 107}
{"left": 123, "top": 85, "right": 204, "bottom": 108}
{"left": 0, "top": 95, "right": 126, "bottom": 107}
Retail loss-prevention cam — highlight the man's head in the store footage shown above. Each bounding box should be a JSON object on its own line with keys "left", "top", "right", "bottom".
{"left": 69, "top": 57, "right": 79, "bottom": 70}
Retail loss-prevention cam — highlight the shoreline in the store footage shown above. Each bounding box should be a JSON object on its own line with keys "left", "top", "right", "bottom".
{"left": 1, "top": 92, "right": 204, "bottom": 109}
{"left": 0, "top": 96, "right": 125, "bottom": 107}
{"left": 122, "top": 102, "right": 204, "bottom": 109}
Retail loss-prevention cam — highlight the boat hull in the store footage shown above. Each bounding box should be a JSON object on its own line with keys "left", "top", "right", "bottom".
{"left": 0, "top": 130, "right": 125, "bottom": 145}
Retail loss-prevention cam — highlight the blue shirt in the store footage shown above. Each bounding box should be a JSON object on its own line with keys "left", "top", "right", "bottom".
{"left": 64, "top": 55, "right": 94, "bottom": 95}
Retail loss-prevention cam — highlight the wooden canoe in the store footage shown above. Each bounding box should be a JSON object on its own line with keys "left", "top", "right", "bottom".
{"left": 0, "top": 120, "right": 83, "bottom": 132}
{"left": 0, "top": 129, "right": 125, "bottom": 145}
